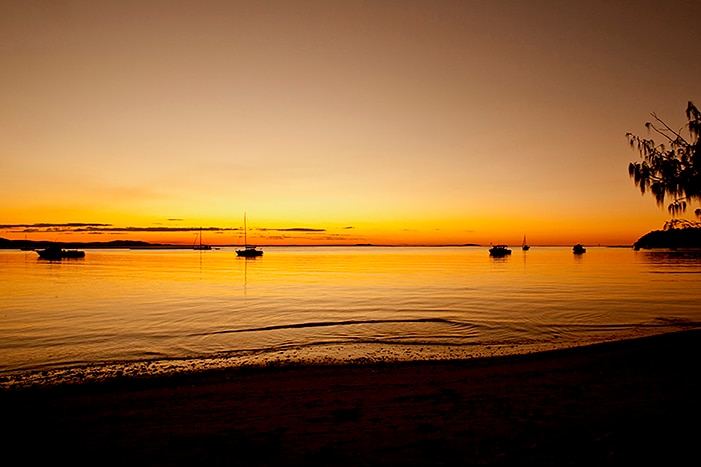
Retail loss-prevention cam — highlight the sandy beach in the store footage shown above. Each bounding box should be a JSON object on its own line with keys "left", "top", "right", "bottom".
{"left": 2, "top": 329, "right": 700, "bottom": 466}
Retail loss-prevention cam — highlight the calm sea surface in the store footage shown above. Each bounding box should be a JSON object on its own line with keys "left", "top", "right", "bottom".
{"left": 2, "top": 246, "right": 701, "bottom": 387}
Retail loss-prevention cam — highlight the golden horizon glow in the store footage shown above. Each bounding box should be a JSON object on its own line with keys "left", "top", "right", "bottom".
{"left": 1, "top": 1, "right": 698, "bottom": 247}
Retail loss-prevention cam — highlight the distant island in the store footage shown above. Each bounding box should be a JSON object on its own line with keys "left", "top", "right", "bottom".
{"left": 1, "top": 238, "right": 490, "bottom": 249}
{"left": 1, "top": 239, "right": 484, "bottom": 249}
{"left": 633, "top": 227, "right": 701, "bottom": 250}
{"left": 0, "top": 238, "right": 175, "bottom": 250}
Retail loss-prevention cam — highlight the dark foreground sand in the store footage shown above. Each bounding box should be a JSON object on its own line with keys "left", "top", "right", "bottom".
{"left": 3, "top": 330, "right": 701, "bottom": 466}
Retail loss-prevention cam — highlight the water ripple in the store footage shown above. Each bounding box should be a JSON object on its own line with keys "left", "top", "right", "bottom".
{"left": 192, "top": 317, "right": 461, "bottom": 337}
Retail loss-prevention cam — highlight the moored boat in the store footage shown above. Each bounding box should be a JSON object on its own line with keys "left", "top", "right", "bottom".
{"left": 193, "top": 227, "right": 212, "bottom": 250}
{"left": 236, "top": 213, "right": 263, "bottom": 257}
{"left": 36, "top": 246, "right": 85, "bottom": 260}
{"left": 489, "top": 244, "right": 512, "bottom": 257}
{"left": 573, "top": 244, "right": 586, "bottom": 254}
{"left": 522, "top": 235, "right": 530, "bottom": 251}
{"left": 236, "top": 245, "right": 263, "bottom": 257}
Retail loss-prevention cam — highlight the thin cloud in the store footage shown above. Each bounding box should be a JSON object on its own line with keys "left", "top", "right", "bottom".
{"left": 257, "top": 227, "right": 326, "bottom": 232}
{"left": 76, "top": 226, "right": 237, "bottom": 233}
{"left": 1, "top": 222, "right": 354, "bottom": 237}
{"left": 0, "top": 224, "right": 237, "bottom": 233}
{"left": 0, "top": 223, "right": 111, "bottom": 228}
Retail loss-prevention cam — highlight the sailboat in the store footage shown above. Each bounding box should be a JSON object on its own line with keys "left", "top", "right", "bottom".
{"left": 236, "top": 213, "right": 263, "bottom": 257}
{"left": 522, "top": 235, "right": 530, "bottom": 251}
{"left": 193, "top": 227, "right": 212, "bottom": 250}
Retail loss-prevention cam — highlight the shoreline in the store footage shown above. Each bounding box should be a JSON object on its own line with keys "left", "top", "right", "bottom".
{"left": 3, "top": 329, "right": 700, "bottom": 465}
{"left": 0, "top": 327, "right": 675, "bottom": 391}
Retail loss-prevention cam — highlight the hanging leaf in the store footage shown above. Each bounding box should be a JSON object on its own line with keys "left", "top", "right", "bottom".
{"left": 627, "top": 101, "right": 701, "bottom": 218}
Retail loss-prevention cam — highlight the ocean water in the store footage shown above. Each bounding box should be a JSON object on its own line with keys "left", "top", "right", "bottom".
{"left": 2, "top": 246, "right": 701, "bottom": 387}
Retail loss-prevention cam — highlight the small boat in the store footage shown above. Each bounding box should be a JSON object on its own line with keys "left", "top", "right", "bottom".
{"left": 522, "top": 235, "right": 530, "bottom": 251}
{"left": 236, "top": 213, "right": 263, "bottom": 257}
{"left": 36, "top": 246, "right": 85, "bottom": 260}
{"left": 237, "top": 245, "right": 263, "bottom": 257}
{"left": 193, "top": 227, "right": 212, "bottom": 250}
{"left": 489, "top": 244, "right": 512, "bottom": 257}
{"left": 573, "top": 244, "right": 586, "bottom": 254}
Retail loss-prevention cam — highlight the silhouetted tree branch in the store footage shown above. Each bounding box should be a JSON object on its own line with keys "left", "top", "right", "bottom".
{"left": 627, "top": 101, "right": 701, "bottom": 221}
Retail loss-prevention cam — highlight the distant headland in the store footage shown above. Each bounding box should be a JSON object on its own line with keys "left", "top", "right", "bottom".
{"left": 0, "top": 238, "right": 179, "bottom": 250}
{"left": 633, "top": 227, "right": 701, "bottom": 250}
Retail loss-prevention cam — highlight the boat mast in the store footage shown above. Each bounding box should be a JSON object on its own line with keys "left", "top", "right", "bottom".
{"left": 243, "top": 213, "right": 247, "bottom": 247}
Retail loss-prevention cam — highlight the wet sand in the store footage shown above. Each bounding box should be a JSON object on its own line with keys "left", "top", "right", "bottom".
{"left": 2, "top": 330, "right": 700, "bottom": 466}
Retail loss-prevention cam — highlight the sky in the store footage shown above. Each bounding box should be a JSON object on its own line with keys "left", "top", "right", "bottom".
{"left": 1, "top": 0, "right": 700, "bottom": 246}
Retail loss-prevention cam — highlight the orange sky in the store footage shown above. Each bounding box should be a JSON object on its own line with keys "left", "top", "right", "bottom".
{"left": 1, "top": 1, "right": 699, "bottom": 246}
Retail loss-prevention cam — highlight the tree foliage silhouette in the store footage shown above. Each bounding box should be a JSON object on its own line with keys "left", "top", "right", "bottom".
{"left": 627, "top": 101, "right": 701, "bottom": 224}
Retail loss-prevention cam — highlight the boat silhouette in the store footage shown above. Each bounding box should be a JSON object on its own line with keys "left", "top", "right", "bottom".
{"left": 236, "top": 214, "right": 263, "bottom": 257}
{"left": 36, "top": 246, "right": 85, "bottom": 260}
{"left": 193, "top": 227, "right": 212, "bottom": 250}
{"left": 522, "top": 235, "right": 530, "bottom": 251}
{"left": 489, "top": 244, "right": 512, "bottom": 257}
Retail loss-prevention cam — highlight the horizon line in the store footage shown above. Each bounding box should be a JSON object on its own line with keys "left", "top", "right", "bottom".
{"left": 0, "top": 238, "right": 634, "bottom": 248}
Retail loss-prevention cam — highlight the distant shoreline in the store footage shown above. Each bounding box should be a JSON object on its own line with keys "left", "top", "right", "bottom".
{"left": 1, "top": 238, "right": 482, "bottom": 249}
{"left": 0, "top": 238, "right": 181, "bottom": 250}
{"left": 0, "top": 238, "right": 642, "bottom": 249}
